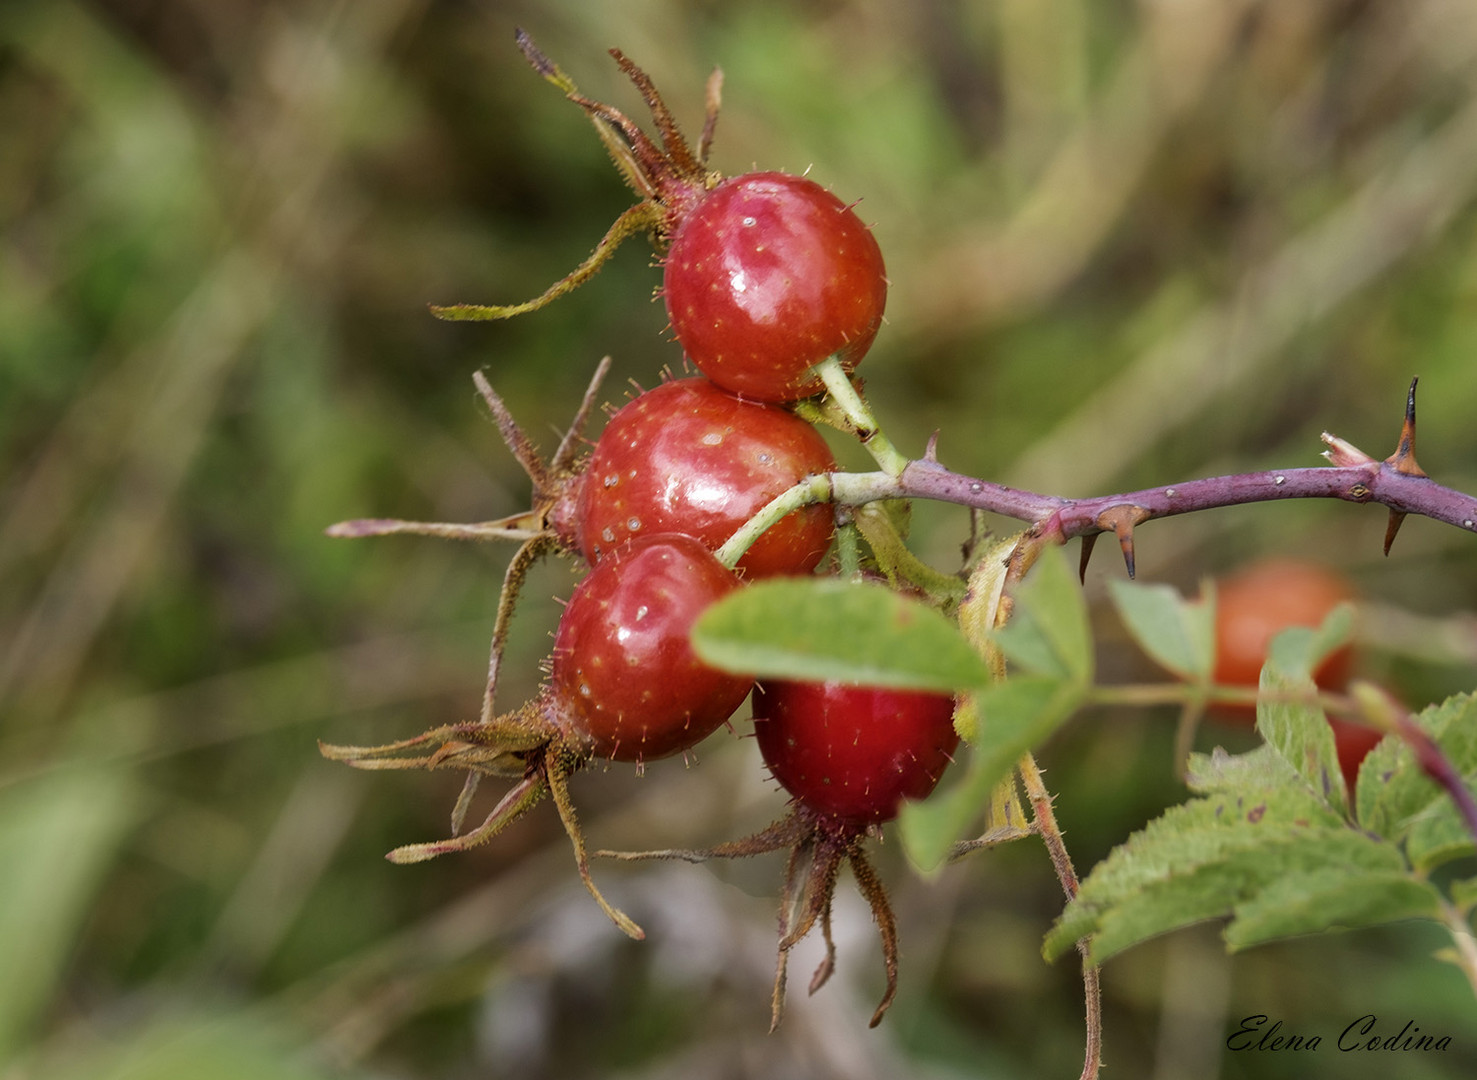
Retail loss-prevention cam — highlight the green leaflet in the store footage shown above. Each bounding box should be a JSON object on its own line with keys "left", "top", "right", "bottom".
{"left": 990, "top": 545, "right": 1093, "bottom": 684}
{"left": 899, "top": 675, "right": 1081, "bottom": 872}
{"left": 1256, "top": 615, "right": 1354, "bottom": 812}
{"left": 1044, "top": 784, "right": 1404, "bottom": 964}
{"left": 1108, "top": 577, "right": 1215, "bottom": 682}
{"left": 1358, "top": 693, "right": 1477, "bottom": 849}
{"left": 901, "top": 546, "right": 1091, "bottom": 872}
{"left": 691, "top": 577, "right": 991, "bottom": 691}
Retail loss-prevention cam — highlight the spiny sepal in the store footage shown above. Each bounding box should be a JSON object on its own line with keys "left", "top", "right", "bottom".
{"left": 432, "top": 32, "right": 722, "bottom": 321}
{"left": 596, "top": 805, "right": 902, "bottom": 1029}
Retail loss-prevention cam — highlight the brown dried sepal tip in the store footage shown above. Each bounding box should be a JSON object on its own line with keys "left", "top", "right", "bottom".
{"left": 598, "top": 807, "right": 901, "bottom": 1030}
{"left": 432, "top": 31, "right": 723, "bottom": 322}
{"left": 319, "top": 357, "right": 647, "bottom": 941}
{"left": 319, "top": 695, "right": 646, "bottom": 942}
{"left": 325, "top": 359, "right": 608, "bottom": 723}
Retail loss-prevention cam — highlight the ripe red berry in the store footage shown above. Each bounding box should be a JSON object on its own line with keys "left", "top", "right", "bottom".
{"left": 663, "top": 172, "right": 887, "bottom": 402}
{"left": 574, "top": 377, "right": 836, "bottom": 577}
{"left": 549, "top": 533, "right": 754, "bottom": 762}
{"left": 1213, "top": 558, "right": 1357, "bottom": 699}
{"left": 753, "top": 679, "right": 959, "bottom": 823}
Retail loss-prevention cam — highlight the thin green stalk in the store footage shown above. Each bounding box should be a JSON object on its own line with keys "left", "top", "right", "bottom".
{"left": 812, "top": 356, "right": 911, "bottom": 476}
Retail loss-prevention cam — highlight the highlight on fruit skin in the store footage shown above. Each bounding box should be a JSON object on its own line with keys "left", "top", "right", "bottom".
{"left": 428, "top": 33, "right": 889, "bottom": 404}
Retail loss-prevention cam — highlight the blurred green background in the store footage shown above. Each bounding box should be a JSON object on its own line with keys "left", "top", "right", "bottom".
{"left": 3, "top": 1, "right": 1477, "bottom": 1077}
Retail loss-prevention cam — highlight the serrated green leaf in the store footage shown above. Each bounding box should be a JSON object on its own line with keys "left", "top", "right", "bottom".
{"left": 1051, "top": 830, "right": 1409, "bottom": 963}
{"left": 1257, "top": 625, "right": 1347, "bottom": 811}
{"left": 1450, "top": 875, "right": 1477, "bottom": 914}
{"left": 1185, "top": 744, "right": 1302, "bottom": 795}
{"left": 1404, "top": 799, "right": 1477, "bottom": 872}
{"left": 691, "top": 578, "right": 991, "bottom": 691}
{"left": 1226, "top": 869, "right": 1441, "bottom": 950}
{"left": 0, "top": 768, "right": 139, "bottom": 1061}
{"left": 1044, "top": 777, "right": 1358, "bottom": 961}
{"left": 1108, "top": 577, "right": 1215, "bottom": 681}
{"left": 900, "top": 675, "right": 1083, "bottom": 872}
{"left": 990, "top": 545, "right": 1092, "bottom": 684}
{"left": 1360, "top": 693, "right": 1477, "bottom": 840}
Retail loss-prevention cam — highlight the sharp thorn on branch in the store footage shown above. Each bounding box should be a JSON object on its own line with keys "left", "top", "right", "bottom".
{"left": 1383, "top": 509, "right": 1408, "bottom": 557}
{"left": 1386, "top": 376, "right": 1428, "bottom": 478}
{"left": 1078, "top": 533, "right": 1099, "bottom": 583}
{"left": 1094, "top": 504, "right": 1149, "bottom": 580}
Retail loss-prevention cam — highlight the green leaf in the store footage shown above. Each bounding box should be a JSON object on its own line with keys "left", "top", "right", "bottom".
{"left": 692, "top": 577, "right": 991, "bottom": 691}
{"left": 1185, "top": 744, "right": 1302, "bottom": 795}
{"left": 990, "top": 544, "right": 1092, "bottom": 684}
{"left": 1404, "top": 800, "right": 1477, "bottom": 872}
{"left": 1359, "top": 692, "right": 1477, "bottom": 841}
{"left": 1225, "top": 869, "right": 1442, "bottom": 949}
{"left": 1043, "top": 765, "right": 1381, "bottom": 962}
{"left": 0, "top": 767, "right": 139, "bottom": 1061}
{"left": 900, "top": 675, "right": 1083, "bottom": 871}
{"left": 1450, "top": 875, "right": 1477, "bottom": 915}
{"left": 1257, "top": 623, "right": 1349, "bottom": 811}
{"left": 1108, "top": 577, "right": 1215, "bottom": 682}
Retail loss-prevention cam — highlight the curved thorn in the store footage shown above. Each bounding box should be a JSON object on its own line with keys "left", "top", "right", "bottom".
{"left": 1383, "top": 509, "right": 1408, "bottom": 557}
{"left": 1386, "top": 376, "right": 1428, "bottom": 477}
{"left": 1095, "top": 505, "right": 1149, "bottom": 580}
{"left": 1078, "top": 532, "right": 1099, "bottom": 583}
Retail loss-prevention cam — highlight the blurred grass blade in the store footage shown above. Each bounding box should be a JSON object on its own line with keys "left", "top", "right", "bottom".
{"left": 0, "top": 768, "right": 138, "bottom": 1062}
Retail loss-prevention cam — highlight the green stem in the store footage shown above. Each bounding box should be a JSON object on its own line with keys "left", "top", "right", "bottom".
{"left": 713, "top": 471, "right": 900, "bottom": 569}
{"left": 812, "top": 356, "right": 911, "bottom": 476}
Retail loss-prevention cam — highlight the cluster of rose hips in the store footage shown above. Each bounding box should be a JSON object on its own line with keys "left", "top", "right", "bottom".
{"left": 322, "top": 32, "right": 958, "bottom": 1027}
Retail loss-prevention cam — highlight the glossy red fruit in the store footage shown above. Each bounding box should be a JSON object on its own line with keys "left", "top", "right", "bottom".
{"left": 549, "top": 533, "right": 753, "bottom": 762}
{"left": 576, "top": 377, "right": 836, "bottom": 578}
{"left": 663, "top": 172, "right": 887, "bottom": 402}
{"left": 753, "top": 679, "right": 959, "bottom": 823}
{"left": 1213, "top": 558, "right": 1357, "bottom": 703}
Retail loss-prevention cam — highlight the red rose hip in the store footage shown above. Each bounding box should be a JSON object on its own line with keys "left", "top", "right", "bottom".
{"left": 664, "top": 172, "right": 887, "bottom": 402}
{"left": 753, "top": 679, "right": 959, "bottom": 823}
{"left": 550, "top": 533, "right": 753, "bottom": 761}
{"left": 576, "top": 377, "right": 836, "bottom": 577}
